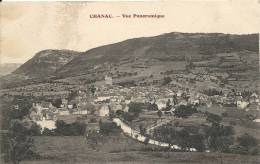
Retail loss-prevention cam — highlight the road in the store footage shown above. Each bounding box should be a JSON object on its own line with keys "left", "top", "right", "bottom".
{"left": 112, "top": 118, "right": 196, "bottom": 151}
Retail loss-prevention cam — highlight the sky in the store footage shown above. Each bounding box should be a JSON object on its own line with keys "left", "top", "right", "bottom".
{"left": 0, "top": 0, "right": 260, "bottom": 64}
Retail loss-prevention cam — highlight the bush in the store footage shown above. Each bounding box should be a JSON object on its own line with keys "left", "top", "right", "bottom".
{"left": 162, "top": 77, "right": 172, "bottom": 85}
{"left": 29, "top": 122, "right": 42, "bottom": 136}
{"left": 206, "top": 113, "right": 222, "bottom": 125}
{"left": 99, "top": 121, "right": 118, "bottom": 135}
{"left": 128, "top": 102, "right": 144, "bottom": 117}
{"left": 237, "top": 133, "right": 258, "bottom": 147}
{"left": 147, "top": 103, "right": 159, "bottom": 111}
{"left": 229, "top": 120, "right": 236, "bottom": 126}
{"left": 174, "top": 105, "right": 197, "bottom": 118}
{"left": 53, "top": 120, "right": 86, "bottom": 136}
{"left": 122, "top": 112, "right": 135, "bottom": 122}
{"left": 205, "top": 123, "right": 235, "bottom": 152}
{"left": 42, "top": 128, "right": 55, "bottom": 136}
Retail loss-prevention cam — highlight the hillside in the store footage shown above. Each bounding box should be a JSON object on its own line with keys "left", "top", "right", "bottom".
{"left": 55, "top": 33, "right": 259, "bottom": 88}
{"left": 0, "top": 32, "right": 259, "bottom": 89}
{"left": 14, "top": 49, "right": 80, "bottom": 77}
{"left": 0, "top": 50, "right": 80, "bottom": 88}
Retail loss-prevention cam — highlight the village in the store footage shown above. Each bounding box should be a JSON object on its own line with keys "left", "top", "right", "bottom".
{"left": 18, "top": 74, "right": 259, "bottom": 134}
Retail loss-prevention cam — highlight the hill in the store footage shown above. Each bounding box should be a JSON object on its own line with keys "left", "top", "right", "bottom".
{"left": 0, "top": 50, "right": 80, "bottom": 88}
{"left": 55, "top": 33, "right": 258, "bottom": 89}
{"left": 0, "top": 32, "right": 259, "bottom": 89}
{"left": 14, "top": 49, "right": 80, "bottom": 78}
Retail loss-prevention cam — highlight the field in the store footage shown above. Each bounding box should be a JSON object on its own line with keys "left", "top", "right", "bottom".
{"left": 19, "top": 133, "right": 260, "bottom": 164}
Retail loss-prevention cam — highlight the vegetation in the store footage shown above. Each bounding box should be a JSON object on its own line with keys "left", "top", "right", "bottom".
{"left": 235, "top": 133, "right": 258, "bottom": 155}
{"left": 0, "top": 97, "right": 40, "bottom": 164}
{"left": 99, "top": 121, "right": 119, "bottom": 136}
{"left": 42, "top": 120, "right": 86, "bottom": 136}
{"left": 174, "top": 104, "right": 197, "bottom": 118}
{"left": 55, "top": 120, "right": 86, "bottom": 136}
{"left": 162, "top": 77, "right": 172, "bottom": 85}
{"left": 128, "top": 102, "right": 144, "bottom": 118}
{"left": 147, "top": 103, "right": 159, "bottom": 111}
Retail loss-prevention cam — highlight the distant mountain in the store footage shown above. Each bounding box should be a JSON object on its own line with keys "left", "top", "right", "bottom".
{"left": 14, "top": 49, "right": 80, "bottom": 78}
{"left": 0, "top": 63, "right": 21, "bottom": 76}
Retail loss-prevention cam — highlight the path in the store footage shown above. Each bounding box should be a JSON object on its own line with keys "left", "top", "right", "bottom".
{"left": 146, "top": 118, "right": 172, "bottom": 134}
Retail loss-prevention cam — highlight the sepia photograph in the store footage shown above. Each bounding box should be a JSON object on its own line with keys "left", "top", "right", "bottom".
{"left": 0, "top": 0, "right": 259, "bottom": 164}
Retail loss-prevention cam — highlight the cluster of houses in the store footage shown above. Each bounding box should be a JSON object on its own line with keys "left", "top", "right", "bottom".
{"left": 24, "top": 78, "right": 259, "bottom": 123}
{"left": 13, "top": 74, "right": 256, "bottom": 130}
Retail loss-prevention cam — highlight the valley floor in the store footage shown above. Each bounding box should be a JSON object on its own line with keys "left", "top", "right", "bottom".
{"left": 19, "top": 136, "right": 260, "bottom": 164}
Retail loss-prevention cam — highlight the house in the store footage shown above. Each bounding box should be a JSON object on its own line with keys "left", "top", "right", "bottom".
{"left": 67, "top": 104, "right": 73, "bottom": 110}
{"left": 162, "top": 107, "right": 175, "bottom": 115}
{"left": 249, "top": 92, "right": 259, "bottom": 104}
{"left": 109, "top": 103, "right": 123, "bottom": 112}
{"left": 237, "top": 100, "right": 249, "bottom": 109}
{"left": 155, "top": 99, "right": 167, "bottom": 110}
{"left": 60, "top": 98, "right": 68, "bottom": 108}
{"left": 105, "top": 75, "right": 113, "bottom": 85}
{"left": 59, "top": 108, "right": 70, "bottom": 115}
{"left": 45, "top": 111, "right": 57, "bottom": 120}
{"left": 176, "top": 90, "right": 183, "bottom": 97}
{"left": 30, "top": 110, "right": 43, "bottom": 121}
{"left": 36, "top": 119, "right": 56, "bottom": 131}
{"left": 94, "top": 96, "right": 111, "bottom": 103}
{"left": 122, "top": 104, "right": 129, "bottom": 112}
{"left": 14, "top": 105, "right": 19, "bottom": 109}
{"left": 30, "top": 103, "right": 44, "bottom": 121}
{"left": 179, "top": 99, "right": 188, "bottom": 106}
{"left": 98, "top": 104, "right": 110, "bottom": 117}
{"left": 41, "top": 101, "right": 54, "bottom": 109}
{"left": 73, "top": 109, "right": 88, "bottom": 115}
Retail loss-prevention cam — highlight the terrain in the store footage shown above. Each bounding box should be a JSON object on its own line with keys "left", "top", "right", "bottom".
{"left": 0, "top": 50, "right": 80, "bottom": 88}
{"left": 21, "top": 135, "right": 259, "bottom": 164}
{"left": 0, "top": 32, "right": 259, "bottom": 90}
{"left": 0, "top": 32, "right": 259, "bottom": 164}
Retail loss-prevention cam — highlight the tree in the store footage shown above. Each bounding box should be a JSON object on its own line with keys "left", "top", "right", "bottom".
{"left": 28, "top": 122, "right": 42, "bottom": 136}
{"left": 147, "top": 103, "right": 158, "bottom": 111}
{"left": 99, "top": 121, "right": 118, "bottom": 136}
{"left": 139, "top": 124, "right": 146, "bottom": 136}
{"left": 237, "top": 133, "right": 257, "bottom": 147}
{"left": 128, "top": 102, "right": 143, "bottom": 118}
{"left": 90, "top": 85, "right": 96, "bottom": 96}
{"left": 174, "top": 105, "right": 197, "bottom": 118}
{"left": 162, "top": 77, "right": 172, "bottom": 85}
{"left": 157, "top": 110, "right": 163, "bottom": 119}
{"left": 236, "top": 133, "right": 258, "bottom": 155}
{"left": 52, "top": 99, "right": 62, "bottom": 108}
{"left": 1, "top": 97, "right": 39, "bottom": 164}
{"left": 7, "top": 120, "right": 36, "bottom": 164}
{"left": 173, "top": 94, "right": 178, "bottom": 105}
{"left": 165, "top": 99, "right": 172, "bottom": 111}
{"left": 206, "top": 123, "right": 234, "bottom": 152}
{"left": 206, "top": 113, "right": 222, "bottom": 125}
{"left": 54, "top": 120, "right": 86, "bottom": 136}
{"left": 9, "top": 97, "right": 32, "bottom": 120}
{"left": 55, "top": 120, "right": 66, "bottom": 135}
{"left": 153, "top": 124, "right": 177, "bottom": 158}
{"left": 42, "top": 128, "right": 55, "bottom": 136}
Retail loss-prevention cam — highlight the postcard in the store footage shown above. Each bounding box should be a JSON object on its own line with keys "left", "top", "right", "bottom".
{"left": 0, "top": 1, "right": 259, "bottom": 164}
